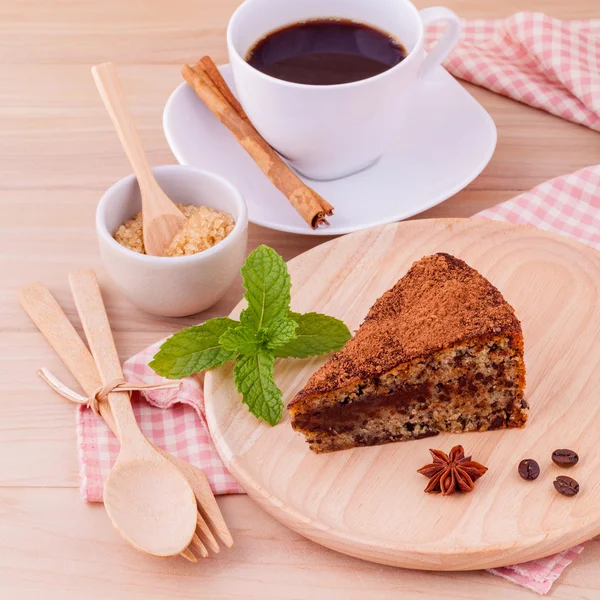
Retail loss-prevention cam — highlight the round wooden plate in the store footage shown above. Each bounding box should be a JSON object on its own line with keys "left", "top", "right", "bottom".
{"left": 204, "top": 219, "right": 600, "bottom": 570}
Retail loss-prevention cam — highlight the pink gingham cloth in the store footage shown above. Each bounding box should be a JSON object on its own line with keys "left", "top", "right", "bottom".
{"left": 75, "top": 12, "right": 600, "bottom": 594}
{"left": 425, "top": 12, "right": 600, "bottom": 131}
{"left": 77, "top": 366, "right": 244, "bottom": 500}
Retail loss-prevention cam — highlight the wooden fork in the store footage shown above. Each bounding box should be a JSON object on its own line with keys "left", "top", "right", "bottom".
{"left": 18, "top": 280, "right": 233, "bottom": 560}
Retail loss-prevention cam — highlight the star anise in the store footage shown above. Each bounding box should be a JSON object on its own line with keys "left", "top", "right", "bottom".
{"left": 417, "top": 445, "right": 488, "bottom": 496}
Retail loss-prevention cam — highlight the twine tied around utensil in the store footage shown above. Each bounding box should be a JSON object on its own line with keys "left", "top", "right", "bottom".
{"left": 37, "top": 367, "right": 181, "bottom": 416}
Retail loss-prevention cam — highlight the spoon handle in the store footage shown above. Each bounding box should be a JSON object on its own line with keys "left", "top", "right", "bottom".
{"left": 18, "top": 282, "right": 104, "bottom": 396}
{"left": 68, "top": 269, "right": 140, "bottom": 444}
{"left": 91, "top": 62, "right": 155, "bottom": 193}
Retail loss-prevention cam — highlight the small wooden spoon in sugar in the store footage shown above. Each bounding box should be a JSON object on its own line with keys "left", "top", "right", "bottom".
{"left": 92, "top": 62, "right": 186, "bottom": 256}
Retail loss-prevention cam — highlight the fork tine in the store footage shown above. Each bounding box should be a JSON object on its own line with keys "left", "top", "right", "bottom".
{"left": 195, "top": 512, "right": 219, "bottom": 553}
{"left": 190, "top": 533, "right": 208, "bottom": 558}
{"left": 159, "top": 449, "right": 234, "bottom": 548}
{"left": 193, "top": 473, "right": 234, "bottom": 548}
{"left": 181, "top": 548, "right": 197, "bottom": 562}
{"left": 140, "top": 448, "right": 232, "bottom": 548}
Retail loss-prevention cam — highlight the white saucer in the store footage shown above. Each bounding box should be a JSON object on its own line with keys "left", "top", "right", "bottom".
{"left": 163, "top": 64, "right": 497, "bottom": 236}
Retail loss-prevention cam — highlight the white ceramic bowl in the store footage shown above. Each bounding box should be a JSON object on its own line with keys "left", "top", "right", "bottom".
{"left": 96, "top": 165, "right": 248, "bottom": 317}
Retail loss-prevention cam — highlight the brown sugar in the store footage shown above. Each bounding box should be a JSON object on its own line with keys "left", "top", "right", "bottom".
{"left": 114, "top": 204, "right": 234, "bottom": 257}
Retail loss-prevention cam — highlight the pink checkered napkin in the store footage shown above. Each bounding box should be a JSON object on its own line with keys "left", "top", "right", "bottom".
{"left": 76, "top": 338, "right": 244, "bottom": 502}
{"left": 75, "top": 163, "right": 599, "bottom": 594}
{"left": 425, "top": 13, "right": 600, "bottom": 131}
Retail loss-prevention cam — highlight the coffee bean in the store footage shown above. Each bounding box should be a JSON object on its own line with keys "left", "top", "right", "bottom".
{"left": 554, "top": 476, "right": 579, "bottom": 496}
{"left": 518, "top": 459, "right": 540, "bottom": 480}
{"left": 552, "top": 449, "right": 579, "bottom": 468}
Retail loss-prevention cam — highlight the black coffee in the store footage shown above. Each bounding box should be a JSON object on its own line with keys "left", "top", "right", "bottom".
{"left": 246, "top": 19, "right": 407, "bottom": 85}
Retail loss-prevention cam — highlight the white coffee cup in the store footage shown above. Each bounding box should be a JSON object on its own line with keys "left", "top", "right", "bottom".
{"left": 227, "top": 0, "right": 461, "bottom": 181}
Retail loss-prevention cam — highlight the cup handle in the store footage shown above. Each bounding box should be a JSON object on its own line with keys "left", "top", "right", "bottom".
{"left": 419, "top": 7, "right": 461, "bottom": 79}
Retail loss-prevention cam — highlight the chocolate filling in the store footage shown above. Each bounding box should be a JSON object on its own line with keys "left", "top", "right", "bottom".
{"left": 293, "top": 373, "right": 518, "bottom": 435}
{"left": 294, "top": 383, "right": 430, "bottom": 432}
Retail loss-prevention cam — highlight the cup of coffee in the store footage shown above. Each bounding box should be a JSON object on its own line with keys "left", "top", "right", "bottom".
{"left": 227, "top": 0, "right": 461, "bottom": 181}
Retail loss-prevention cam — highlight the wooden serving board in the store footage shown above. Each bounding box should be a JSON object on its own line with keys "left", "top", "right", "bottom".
{"left": 204, "top": 219, "right": 600, "bottom": 571}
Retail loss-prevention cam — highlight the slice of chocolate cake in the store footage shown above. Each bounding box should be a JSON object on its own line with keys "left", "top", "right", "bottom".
{"left": 289, "top": 253, "right": 526, "bottom": 453}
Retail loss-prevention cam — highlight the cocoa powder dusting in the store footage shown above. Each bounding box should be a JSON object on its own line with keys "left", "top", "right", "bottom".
{"left": 291, "top": 253, "right": 522, "bottom": 405}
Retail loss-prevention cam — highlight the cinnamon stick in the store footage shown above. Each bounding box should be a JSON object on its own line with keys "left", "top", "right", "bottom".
{"left": 181, "top": 59, "right": 334, "bottom": 229}
{"left": 200, "top": 58, "right": 334, "bottom": 219}
{"left": 198, "top": 56, "right": 250, "bottom": 125}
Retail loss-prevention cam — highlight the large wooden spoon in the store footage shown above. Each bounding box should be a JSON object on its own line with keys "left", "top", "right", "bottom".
{"left": 69, "top": 270, "right": 197, "bottom": 556}
{"left": 92, "top": 62, "right": 186, "bottom": 256}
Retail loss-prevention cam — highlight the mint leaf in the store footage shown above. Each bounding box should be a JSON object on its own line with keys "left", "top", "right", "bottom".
{"left": 233, "top": 350, "right": 283, "bottom": 425}
{"left": 219, "top": 325, "right": 261, "bottom": 355}
{"left": 240, "top": 245, "right": 290, "bottom": 331}
{"left": 150, "top": 318, "right": 238, "bottom": 378}
{"left": 274, "top": 312, "right": 352, "bottom": 359}
{"left": 264, "top": 317, "right": 298, "bottom": 350}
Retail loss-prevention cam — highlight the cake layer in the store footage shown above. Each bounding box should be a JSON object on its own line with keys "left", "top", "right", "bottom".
{"left": 291, "top": 335, "right": 526, "bottom": 453}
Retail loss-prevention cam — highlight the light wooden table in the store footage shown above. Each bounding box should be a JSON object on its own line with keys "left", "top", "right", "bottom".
{"left": 1, "top": 1, "right": 599, "bottom": 598}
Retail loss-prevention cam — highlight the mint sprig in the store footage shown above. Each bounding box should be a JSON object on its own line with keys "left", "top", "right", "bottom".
{"left": 150, "top": 245, "right": 352, "bottom": 425}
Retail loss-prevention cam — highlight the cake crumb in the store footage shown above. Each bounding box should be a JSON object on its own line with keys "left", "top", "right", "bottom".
{"left": 114, "top": 204, "right": 234, "bottom": 256}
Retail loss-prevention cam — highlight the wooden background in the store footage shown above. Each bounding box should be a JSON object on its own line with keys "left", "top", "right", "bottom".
{"left": 1, "top": 0, "right": 599, "bottom": 597}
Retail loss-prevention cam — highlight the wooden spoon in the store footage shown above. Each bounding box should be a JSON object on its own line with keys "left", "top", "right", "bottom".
{"left": 68, "top": 270, "right": 197, "bottom": 556}
{"left": 91, "top": 62, "right": 186, "bottom": 256}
